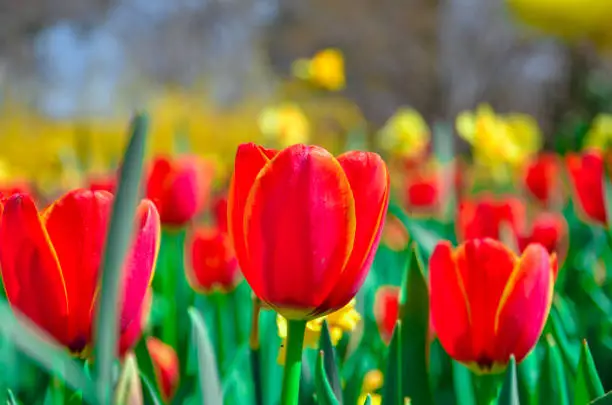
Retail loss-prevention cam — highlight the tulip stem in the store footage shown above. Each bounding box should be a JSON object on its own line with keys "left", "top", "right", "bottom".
{"left": 213, "top": 292, "right": 227, "bottom": 376}
{"left": 280, "top": 319, "right": 307, "bottom": 405}
{"left": 473, "top": 373, "right": 501, "bottom": 405}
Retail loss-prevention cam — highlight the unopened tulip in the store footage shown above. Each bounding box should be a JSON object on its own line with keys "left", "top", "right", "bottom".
{"left": 147, "top": 337, "right": 179, "bottom": 403}
{"left": 430, "top": 238, "right": 557, "bottom": 373}
{"left": 523, "top": 153, "right": 561, "bottom": 205}
{"left": 0, "top": 190, "right": 160, "bottom": 356}
{"left": 146, "top": 155, "right": 214, "bottom": 226}
{"left": 228, "top": 143, "right": 390, "bottom": 320}
{"left": 566, "top": 150, "right": 608, "bottom": 226}
{"left": 186, "top": 226, "right": 240, "bottom": 293}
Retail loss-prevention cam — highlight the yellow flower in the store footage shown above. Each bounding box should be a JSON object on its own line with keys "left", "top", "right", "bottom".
{"left": 456, "top": 104, "right": 541, "bottom": 180}
{"left": 379, "top": 108, "right": 430, "bottom": 158}
{"left": 258, "top": 103, "right": 310, "bottom": 148}
{"left": 292, "top": 48, "right": 346, "bottom": 91}
{"left": 276, "top": 299, "right": 361, "bottom": 364}
{"left": 506, "top": 0, "right": 612, "bottom": 46}
{"left": 358, "top": 394, "right": 381, "bottom": 405}
{"left": 357, "top": 369, "right": 384, "bottom": 405}
{"left": 584, "top": 114, "right": 612, "bottom": 151}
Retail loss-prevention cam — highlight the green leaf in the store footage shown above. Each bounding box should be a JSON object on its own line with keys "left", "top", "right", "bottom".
{"left": 114, "top": 354, "right": 143, "bottom": 405}
{"left": 133, "top": 334, "right": 159, "bottom": 399}
{"left": 517, "top": 349, "right": 538, "bottom": 405}
{"left": 575, "top": 340, "right": 604, "bottom": 404}
{"left": 549, "top": 305, "right": 579, "bottom": 376}
{"left": 399, "top": 244, "right": 434, "bottom": 405}
{"left": 387, "top": 203, "right": 442, "bottom": 259}
{"left": 7, "top": 389, "right": 17, "bottom": 405}
{"left": 603, "top": 165, "right": 612, "bottom": 236}
{"left": 382, "top": 321, "right": 402, "bottom": 405}
{"left": 363, "top": 394, "right": 373, "bottom": 405}
{"left": 452, "top": 361, "right": 476, "bottom": 405}
{"left": 539, "top": 335, "right": 569, "bottom": 405}
{"left": 0, "top": 301, "right": 97, "bottom": 403}
{"left": 592, "top": 392, "right": 612, "bottom": 404}
{"left": 188, "top": 307, "right": 223, "bottom": 405}
{"left": 498, "top": 356, "right": 520, "bottom": 405}
{"left": 94, "top": 113, "right": 149, "bottom": 404}
{"left": 319, "top": 320, "right": 343, "bottom": 403}
{"left": 140, "top": 372, "right": 163, "bottom": 405}
{"left": 315, "top": 351, "right": 340, "bottom": 405}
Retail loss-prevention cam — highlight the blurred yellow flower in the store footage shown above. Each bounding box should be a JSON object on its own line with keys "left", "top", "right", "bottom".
{"left": 276, "top": 299, "right": 361, "bottom": 364}
{"left": 358, "top": 370, "right": 384, "bottom": 405}
{"left": 258, "top": 103, "right": 310, "bottom": 148}
{"left": 507, "top": 0, "right": 612, "bottom": 48}
{"left": 584, "top": 114, "right": 612, "bottom": 151}
{"left": 379, "top": 108, "right": 430, "bottom": 158}
{"left": 292, "top": 48, "right": 346, "bottom": 91}
{"left": 456, "top": 104, "right": 542, "bottom": 180}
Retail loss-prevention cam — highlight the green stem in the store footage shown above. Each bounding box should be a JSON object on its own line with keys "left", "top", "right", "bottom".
{"left": 250, "top": 297, "right": 263, "bottom": 405}
{"left": 280, "top": 320, "right": 307, "bottom": 405}
{"left": 474, "top": 373, "right": 501, "bottom": 405}
{"left": 231, "top": 288, "right": 245, "bottom": 345}
{"left": 213, "top": 293, "right": 227, "bottom": 376}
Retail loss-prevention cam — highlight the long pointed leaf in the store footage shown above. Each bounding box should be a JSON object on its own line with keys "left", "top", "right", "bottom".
{"left": 399, "top": 244, "right": 434, "bottom": 405}
{"left": 452, "top": 361, "right": 476, "bottom": 405}
{"left": 188, "top": 307, "right": 223, "bottom": 404}
{"left": 319, "top": 320, "right": 343, "bottom": 403}
{"left": 539, "top": 335, "right": 569, "bottom": 405}
{"left": 115, "top": 354, "right": 143, "bottom": 405}
{"left": 382, "top": 321, "right": 402, "bottom": 405}
{"left": 315, "top": 351, "right": 340, "bottom": 405}
{"left": 498, "top": 356, "right": 520, "bottom": 405}
{"left": 575, "top": 340, "right": 604, "bottom": 404}
{"left": 94, "top": 113, "right": 149, "bottom": 403}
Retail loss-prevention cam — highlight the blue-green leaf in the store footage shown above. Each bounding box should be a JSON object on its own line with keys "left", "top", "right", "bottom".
{"left": 319, "top": 320, "right": 343, "bottom": 403}
{"left": 94, "top": 113, "right": 149, "bottom": 404}
{"left": 382, "top": 321, "right": 402, "bottom": 405}
{"left": 575, "top": 340, "right": 604, "bottom": 404}
{"left": 140, "top": 372, "right": 163, "bottom": 405}
{"left": 188, "top": 307, "right": 223, "bottom": 405}
{"left": 315, "top": 351, "right": 340, "bottom": 405}
{"left": 498, "top": 356, "right": 520, "bottom": 405}
{"left": 539, "top": 335, "right": 569, "bottom": 405}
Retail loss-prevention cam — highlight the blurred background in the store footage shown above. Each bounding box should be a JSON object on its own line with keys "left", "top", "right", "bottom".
{"left": 0, "top": 0, "right": 611, "bottom": 194}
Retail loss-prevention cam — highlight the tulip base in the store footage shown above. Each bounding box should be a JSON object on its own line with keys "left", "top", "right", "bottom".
{"left": 280, "top": 319, "right": 307, "bottom": 405}
{"left": 473, "top": 373, "right": 501, "bottom": 405}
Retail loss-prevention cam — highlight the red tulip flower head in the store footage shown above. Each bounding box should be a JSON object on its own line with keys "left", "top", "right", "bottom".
{"left": 518, "top": 212, "right": 568, "bottom": 261}
{"left": 0, "top": 190, "right": 160, "bottom": 356}
{"left": 567, "top": 150, "right": 609, "bottom": 226}
{"left": 186, "top": 226, "right": 240, "bottom": 293}
{"left": 430, "top": 238, "right": 557, "bottom": 373}
{"left": 523, "top": 153, "right": 561, "bottom": 205}
{"left": 147, "top": 337, "right": 180, "bottom": 403}
{"left": 146, "top": 155, "right": 214, "bottom": 226}
{"left": 374, "top": 286, "right": 400, "bottom": 343}
{"left": 457, "top": 195, "right": 525, "bottom": 242}
{"left": 229, "top": 143, "right": 390, "bottom": 320}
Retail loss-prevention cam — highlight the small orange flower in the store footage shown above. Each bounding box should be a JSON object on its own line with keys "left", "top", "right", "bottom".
{"left": 0, "top": 190, "right": 160, "bottom": 356}
{"left": 186, "top": 226, "right": 240, "bottom": 293}
{"left": 228, "top": 143, "right": 390, "bottom": 319}
{"left": 430, "top": 239, "right": 557, "bottom": 373}
{"left": 374, "top": 286, "right": 400, "bottom": 343}
{"left": 146, "top": 155, "right": 214, "bottom": 226}
{"left": 566, "top": 150, "right": 609, "bottom": 226}
{"left": 147, "top": 337, "right": 180, "bottom": 403}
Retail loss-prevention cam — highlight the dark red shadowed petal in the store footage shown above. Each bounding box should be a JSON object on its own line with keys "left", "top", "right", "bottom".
{"left": 42, "top": 189, "right": 113, "bottom": 350}
{"left": 316, "top": 151, "right": 389, "bottom": 313}
{"left": 374, "top": 285, "right": 400, "bottom": 342}
{"left": 146, "top": 156, "right": 173, "bottom": 215}
{"left": 228, "top": 143, "right": 278, "bottom": 298}
{"left": 493, "top": 244, "right": 554, "bottom": 363}
{"left": 524, "top": 153, "right": 559, "bottom": 203}
{"left": 243, "top": 145, "right": 356, "bottom": 316}
{"left": 429, "top": 241, "right": 473, "bottom": 363}
{"left": 567, "top": 151, "right": 607, "bottom": 225}
{"left": 0, "top": 194, "right": 70, "bottom": 346}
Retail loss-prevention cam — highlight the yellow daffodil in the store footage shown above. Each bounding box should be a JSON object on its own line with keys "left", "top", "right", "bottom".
{"left": 456, "top": 104, "right": 542, "bottom": 181}
{"left": 584, "top": 114, "right": 612, "bottom": 151}
{"left": 258, "top": 103, "right": 310, "bottom": 148}
{"left": 292, "top": 48, "right": 346, "bottom": 91}
{"left": 276, "top": 299, "right": 361, "bottom": 364}
{"left": 379, "top": 108, "right": 430, "bottom": 158}
{"left": 507, "top": 0, "right": 612, "bottom": 48}
{"left": 358, "top": 370, "right": 384, "bottom": 405}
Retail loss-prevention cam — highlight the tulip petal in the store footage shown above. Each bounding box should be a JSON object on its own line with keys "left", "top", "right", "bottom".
{"left": 228, "top": 143, "right": 277, "bottom": 297}
{"left": 119, "top": 289, "right": 153, "bottom": 355}
{"left": 243, "top": 145, "right": 355, "bottom": 316}
{"left": 43, "top": 189, "right": 113, "bottom": 349}
{"left": 318, "top": 151, "right": 389, "bottom": 312}
{"left": 494, "top": 244, "right": 554, "bottom": 363}
{"left": 0, "top": 194, "right": 70, "bottom": 346}
{"left": 567, "top": 151, "right": 607, "bottom": 225}
{"left": 429, "top": 241, "right": 472, "bottom": 363}
{"left": 458, "top": 239, "right": 517, "bottom": 368}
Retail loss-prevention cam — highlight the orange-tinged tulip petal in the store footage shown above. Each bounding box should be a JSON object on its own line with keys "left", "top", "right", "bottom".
{"left": 147, "top": 337, "right": 180, "bottom": 403}
{"left": 243, "top": 145, "right": 356, "bottom": 318}
{"left": 228, "top": 143, "right": 277, "bottom": 298}
{"left": 430, "top": 238, "right": 555, "bottom": 373}
{"left": 42, "top": 189, "right": 113, "bottom": 349}
{"left": 0, "top": 194, "right": 70, "bottom": 346}
{"left": 318, "top": 151, "right": 389, "bottom": 313}
{"left": 494, "top": 245, "right": 556, "bottom": 363}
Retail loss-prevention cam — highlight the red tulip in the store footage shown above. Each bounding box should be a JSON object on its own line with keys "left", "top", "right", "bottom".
{"left": 374, "top": 286, "right": 400, "bottom": 343}
{"left": 524, "top": 153, "right": 561, "bottom": 205}
{"left": 517, "top": 212, "right": 568, "bottom": 260}
{"left": 229, "top": 143, "right": 390, "bottom": 319}
{"left": 212, "top": 195, "right": 229, "bottom": 233}
{"left": 457, "top": 195, "right": 525, "bottom": 242}
{"left": 147, "top": 337, "right": 180, "bottom": 403}
{"left": 0, "top": 190, "right": 160, "bottom": 356}
{"left": 430, "top": 238, "right": 557, "bottom": 373}
{"left": 567, "top": 150, "right": 608, "bottom": 226}
{"left": 146, "top": 155, "right": 214, "bottom": 226}
{"left": 405, "top": 172, "right": 440, "bottom": 211}
{"left": 87, "top": 174, "right": 117, "bottom": 194}
{"left": 186, "top": 226, "right": 240, "bottom": 293}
